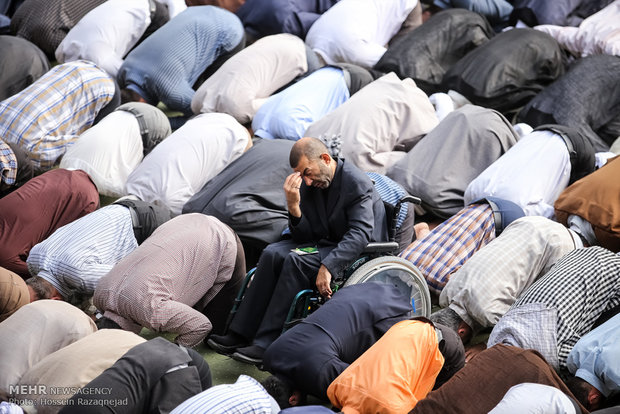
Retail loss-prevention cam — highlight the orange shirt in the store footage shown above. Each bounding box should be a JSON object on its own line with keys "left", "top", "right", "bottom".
{"left": 327, "top": 320, "right": 444, "bottom": 414}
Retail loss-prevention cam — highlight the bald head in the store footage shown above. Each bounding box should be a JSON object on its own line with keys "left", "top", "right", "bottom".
{"left": 289, "top": 137, "right": 330, "bottom": 168}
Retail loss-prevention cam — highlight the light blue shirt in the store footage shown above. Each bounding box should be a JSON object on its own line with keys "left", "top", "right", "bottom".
{"left": 252, "top": 66, "right": 350, "bottom": 141}
{"left": 566, "top": 312, "right": 620, "bottom": 397}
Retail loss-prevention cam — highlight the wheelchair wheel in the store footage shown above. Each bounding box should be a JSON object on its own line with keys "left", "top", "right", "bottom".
{"left": 344, "top": 256, "right": 431, "bottom": 318}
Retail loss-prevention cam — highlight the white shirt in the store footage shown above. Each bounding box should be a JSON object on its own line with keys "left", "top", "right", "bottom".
{"left": 55, "top": 0, "right": 153, "bottom": 77}
{"left": 171, "top": 375, "right": 279, "bottom": 414}
{"left": 489, "top": 383, "right": 579, "bottom": 414}
{"left": 191, "top": 33, "right": 308, "bottom": 124}
{"left": 305, "top": 0, "right": 417, "bottom": 68}
{"left": 464, "top": 129, "right": 571, "bottom": 218}
{"left": 60, "top": 111, "right": 143, "bottom": 197}
{"left": 535, "top": 1, "right": 620, "bottom": 58}
{"left": 126, "top": 113, "right": 249, "bottom": 215}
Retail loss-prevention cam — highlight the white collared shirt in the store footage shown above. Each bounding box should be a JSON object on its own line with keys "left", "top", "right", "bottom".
{"left": 55, "top": 0, "right": 153, "bottom": 77}
{"left": 465, "top": 129, "right": 571, "bottom": 218}
{"left": 60, "top": 110, "right": 142, "bottom": 197}
{"left": 126, "top": 113, "right": 249, "bottom": 215}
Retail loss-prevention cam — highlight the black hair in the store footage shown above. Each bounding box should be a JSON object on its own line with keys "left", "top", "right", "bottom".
{"left": 429, "top": 307, "right": 462, "bottom": 334}
{"left": 289, "top": 137, "right": 329, "bottom": 168}
{"left": 261, "top": 375, "right": 306, "bottom": 408}
{"left": 565, "top": 375, "right": 600, "bottom": 411}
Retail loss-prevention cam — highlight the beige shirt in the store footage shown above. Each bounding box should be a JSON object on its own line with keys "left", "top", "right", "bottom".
{"left": 305, "top": 73, "right": 438, "bottom": 174}
{"left": 0, "top": 300, "right": 96, "bottom": 396}
{"left": 191, "top": 33, "right": 308, "bottom": 124}
{"left": 15, "top": 329, "right": 145, "bottom": 413}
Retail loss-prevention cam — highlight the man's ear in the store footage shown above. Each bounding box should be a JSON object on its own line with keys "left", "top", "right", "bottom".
{"left": 320, "top": 153, "right": 331, "bottom": 164}
{"left": 457, "top": 321, "right": 472, "bottom": 344}
{"left": 289, "top": 390, "right": 302, "bottom": 407}
{"left": 588, "top": 387, "right": 603, "bottom": 410}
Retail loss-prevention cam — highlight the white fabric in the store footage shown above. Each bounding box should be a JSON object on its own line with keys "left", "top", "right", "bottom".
{"left": 441, "top": 216, "right": 576, "bottom": 330}
{"left": 567, "top": 214, "right": 597, "bottom": 246}
{"left": 191, "top": 33, "right": 308, "bottom": 124}
{"left": 305, "top": 72, "right": 438, "bottom": 174}
{"left": 489, "top": 383, "right": 578, "bottom": 414}
{"left": 512, "top": 123, "right": 533, "bottom": 138}
{"left": 534, "top": 1, "right": 620, "bottom": 58}
{"left": 154, "top": 0, "right": 186, "bottom": 18}
{"left": 464, "top": 130, "right": 571, "bottom": 218}
{"left": 55, "top": 0, "right": 152, "bottom": 77}
{"left": 60, "top": 111, "right": 142, "bottom": 197}
{"left": 305, "top": 0, "right": 417, "bottom": 68}
{"left": 595, "top": 151, "right": 617, "bottom": 168}
{"left": 126, "top": 113, "right": 249, "bottom": 215}
{"left": 428, "top": 92, "right": 454, "bottom": 122}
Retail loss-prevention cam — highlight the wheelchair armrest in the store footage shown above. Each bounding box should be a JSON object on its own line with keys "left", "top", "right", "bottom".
{"left": 362, "top": 241, "right": 400, "bottom": 254}
{"left": 398, "top": 195, "right": 422, "bottom": 206}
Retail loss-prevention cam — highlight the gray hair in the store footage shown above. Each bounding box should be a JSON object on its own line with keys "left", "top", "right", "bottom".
{"left": 429, "top": 307, "right": 463, "bottom": 334}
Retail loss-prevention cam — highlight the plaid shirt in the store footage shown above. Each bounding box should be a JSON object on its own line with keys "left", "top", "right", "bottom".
{"left": 399, "top": 203, "right": 495, "bottom": 295}
{"left": 492, "top": 246, "right": 620, "bottom": 370}
{"left": 0, "top": 60, "right": 114, "bottom": 170}
{"left": 0, "top": 140, "right": 16, "bottom": 185}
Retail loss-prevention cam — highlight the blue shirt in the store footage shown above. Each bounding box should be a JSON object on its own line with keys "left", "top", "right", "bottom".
{"left": 252, "top": 66, "right": 350, "bottom": 141}
{"left": 566, "top": 312, "right": 620, "bottom": 397}
{"left": 118, "top": 6, "right": 244, "bottom": 115}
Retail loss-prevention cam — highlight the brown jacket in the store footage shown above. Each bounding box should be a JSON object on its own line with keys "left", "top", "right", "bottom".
{"left": 555, "top": 155, "right": 620, "bottom": 252}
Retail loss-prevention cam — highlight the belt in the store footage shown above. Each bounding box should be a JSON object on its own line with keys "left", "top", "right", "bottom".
{"left": 127, "top": 205, "right": 140, "bottom": 230}
{"left": 119, "top": 105, "right": 152, "bottom": 155}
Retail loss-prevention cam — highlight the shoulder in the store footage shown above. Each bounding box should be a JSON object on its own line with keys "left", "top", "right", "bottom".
{"left": 339, "top": 159, "right": 374, "bottom": 192}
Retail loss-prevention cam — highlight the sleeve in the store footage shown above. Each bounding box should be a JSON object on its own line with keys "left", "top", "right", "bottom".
{"left": 321, "top": 180, "right": 375, "bottom": 276}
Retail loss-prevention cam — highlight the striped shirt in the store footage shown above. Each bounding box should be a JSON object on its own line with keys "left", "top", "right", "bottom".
{"left": 27, "top": 205, "right": 138, "bottom": 299}
{"left": 171, "top": 375, "right": 277, "bottom": 414}
{"left": 490, "top": 246, "right": 620, "bottom": 370}
{"left": 366, "top": 172, "right": 408, "bottom": 229}
{"left": 399, "top": 204, "right": 495, "bottom": 295}
{"left": 118, "top": 5, "right": 244, "bottom": 115}
{"left": 0, "top": 140, "right": 16, "bottom": 185}
{"left": 0, "top": 60, "right": 115, "bottom": 170}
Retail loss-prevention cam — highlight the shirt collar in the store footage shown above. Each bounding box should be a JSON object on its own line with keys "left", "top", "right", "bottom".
{"left": 0, "top": 140, "right": 17, "bottom": 186}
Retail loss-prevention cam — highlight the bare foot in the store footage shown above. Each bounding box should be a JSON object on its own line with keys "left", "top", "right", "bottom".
{"left": 414, "top": 222, "right": 431, "bottom": 240}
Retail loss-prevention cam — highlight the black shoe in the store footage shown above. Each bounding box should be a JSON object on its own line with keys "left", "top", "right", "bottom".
{"left": 96, "top": 316, "right": 121, "bottom": 330}
{"left": 206, "top": 332, "right": 248, "bottom": 355}
{"left": 232, "top": 344, "right": 265, "bottom": 366}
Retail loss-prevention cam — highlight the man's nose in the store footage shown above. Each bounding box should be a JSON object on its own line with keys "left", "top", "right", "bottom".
{"left": 303, "top": 176, "right": 313, "bottom": 186}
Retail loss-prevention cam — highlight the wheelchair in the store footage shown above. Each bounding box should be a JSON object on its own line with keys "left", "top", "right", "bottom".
{"left": 225, "top": 193, "right": 433, "bottom": 334}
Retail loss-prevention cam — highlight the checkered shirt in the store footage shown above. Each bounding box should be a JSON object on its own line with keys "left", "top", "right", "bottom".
{"left": 507, "top": 246, "right": 620, "bottom": 369}
{"left": 0, "top": 140, "right": 16, "bottom": 185}
{"left": 399, "top": 203, "right": 495, "bottom": 295}
{"left": 0, "top": 60, "right": 114, "bottom": 170}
